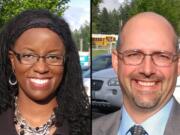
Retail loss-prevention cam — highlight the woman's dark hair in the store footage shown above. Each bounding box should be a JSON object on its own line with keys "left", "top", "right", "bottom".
{"left": 0, "top": 9, "right": 90, "bottom": 135}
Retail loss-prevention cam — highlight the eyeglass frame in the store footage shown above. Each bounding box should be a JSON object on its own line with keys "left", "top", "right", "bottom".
{"left": 116, "top": 49, "right": 179, "bottom": 67}
{"left": 10, "top": 49, "right": 65, "bottom": 66}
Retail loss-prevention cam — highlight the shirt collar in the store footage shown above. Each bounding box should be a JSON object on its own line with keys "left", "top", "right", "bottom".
{"left": 119, "top": 98, "right": 174, "bottom": 135}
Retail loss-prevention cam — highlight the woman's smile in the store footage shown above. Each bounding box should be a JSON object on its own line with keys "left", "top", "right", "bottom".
{"left": 29, "top": 78, "right": 51, "bottom": 89}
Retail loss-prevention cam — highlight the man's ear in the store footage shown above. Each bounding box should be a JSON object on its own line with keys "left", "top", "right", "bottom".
{"left": 8, "top": 51, "right": 15, "bottom": 70}
{"left": 178, "top": 58, "right": 180, "bottom": 76}
{"left": 112, "top": 49, "right": 118, "bottom": 73}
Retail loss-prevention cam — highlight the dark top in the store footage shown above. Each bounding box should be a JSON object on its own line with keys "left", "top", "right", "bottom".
{"left": 0, "top": 108, "right": 69, "bottom": 135}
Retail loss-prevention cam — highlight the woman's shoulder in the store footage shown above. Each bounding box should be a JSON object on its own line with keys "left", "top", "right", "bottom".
{"left": 0, "top": 108, "right": 12, "bottom": 122}
{"left": 0, "top": 108, "right": 18, "bottom": 135}
{"left": 54, "top": 118, "right": 69, "bottom": 135}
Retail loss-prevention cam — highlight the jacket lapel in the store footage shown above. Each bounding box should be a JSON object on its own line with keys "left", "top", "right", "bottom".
{"left": 164, "top": 99, "right": 180, "bottom": 135}
{"left": 98, "top": 110, "right": 121, "bottom": 135}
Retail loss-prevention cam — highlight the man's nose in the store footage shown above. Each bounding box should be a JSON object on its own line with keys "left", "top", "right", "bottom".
{"left": 139, "top": 56, "right": 156, "bottom": 76}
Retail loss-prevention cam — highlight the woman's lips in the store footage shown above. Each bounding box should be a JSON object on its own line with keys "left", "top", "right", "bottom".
{"left": 30, "top": 78, "right": 49, "bottom": 84}
{"left": 29, "top": 78, "right": 51, "bottom": 89}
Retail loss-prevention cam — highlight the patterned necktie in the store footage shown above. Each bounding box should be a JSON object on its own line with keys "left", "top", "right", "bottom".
{"left": 128, "top": 125, "right": 148, "bottom": 135}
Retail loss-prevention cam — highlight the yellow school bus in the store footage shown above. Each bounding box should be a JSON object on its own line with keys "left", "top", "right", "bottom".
{"left": 92, "top": 34, "right": 118, "bottom": 47}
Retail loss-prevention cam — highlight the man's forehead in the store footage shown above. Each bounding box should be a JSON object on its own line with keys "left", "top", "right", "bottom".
{"left": 121, "top": 12, "right": 172, "bottom": 35}
{"left": 118, "top": 12, "right": 177, "bottom": 48}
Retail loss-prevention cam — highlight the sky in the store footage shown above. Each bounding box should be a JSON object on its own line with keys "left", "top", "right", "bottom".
{"left": 63, "top": 0, "right": 90, "bottom": 31}
{"left": 100, "top": 0, "right": 126, "bottom": 11}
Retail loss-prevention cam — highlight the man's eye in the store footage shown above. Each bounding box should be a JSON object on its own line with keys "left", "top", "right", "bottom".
{"left": 157, "top": 53, "right": 171, "bottom": 60}
{"left": 126, "top": 52, "right": 142, "bottom": 58}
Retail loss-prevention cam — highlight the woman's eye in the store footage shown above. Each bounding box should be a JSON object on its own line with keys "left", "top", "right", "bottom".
{"left": 47, "top": 55, "right": 60, "bottom": 60}
{"left": 22, "top": 54, "right": 35, "bottom": 58}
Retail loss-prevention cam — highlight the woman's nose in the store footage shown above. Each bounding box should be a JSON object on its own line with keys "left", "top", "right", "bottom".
{"left": 32, "top": 58, "right": 49, "bottom": 74}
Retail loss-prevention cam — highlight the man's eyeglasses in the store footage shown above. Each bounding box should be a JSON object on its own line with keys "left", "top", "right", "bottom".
{"left": 11, "top": 50, "right": 65, "bottom": 66}
{"left": 117, "top": 49, "right": 179, "bottom": 67}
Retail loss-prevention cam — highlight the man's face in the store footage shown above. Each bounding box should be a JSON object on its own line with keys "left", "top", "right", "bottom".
{"left": 112, "top": 20, "right": 180, "bottom": 110}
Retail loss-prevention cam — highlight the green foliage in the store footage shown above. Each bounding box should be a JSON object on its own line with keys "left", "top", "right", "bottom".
{"left": 92, "top": 22, "right": 98, "bottom": 33}
{"left": 93, "top": 7, "right": 121, "bottom": 34}
{"left": 98, "top": 8, "right": 111, "bottom": 34}
{"left": 0, "top": 0, "right": 69, "bottom": 28}
{"left": 92, "top": 0, "right": 180, "bottom": 35}
{"left": 92, "top": 49, "right": 108, "bottom": 58}
{"left": 109, "top": 9, "right": 121, "bottom": 34}
{"left": 72, "top": 21, "right": 90, "bottom": 51}
{"left": 92, "top": 0, "right": 102, "bottom": 6}
{"left": 92, "top": 0, "right": 101, "bottom": 33}
{"left": 123, "top": 0, "right": 180, "bottom": 35}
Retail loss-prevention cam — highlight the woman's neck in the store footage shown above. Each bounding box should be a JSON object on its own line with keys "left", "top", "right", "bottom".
{"left": 16, "top": 94, "right": 58, "bottom": 127}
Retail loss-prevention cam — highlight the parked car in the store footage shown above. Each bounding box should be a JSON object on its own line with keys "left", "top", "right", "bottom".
{"left": 92, "top": 68, "right": 122, "bottom": 108}
{"left": 81, "top": 65, "right": 90, "bottom": 75}
{"left": 92, "top": 54, "right": 112, "bottom": 73}
{"left": 92, "top": 67, "right": 180, "bottom": 108}
{"left": 83, "top": 69, "right": 90, "bottom": 102}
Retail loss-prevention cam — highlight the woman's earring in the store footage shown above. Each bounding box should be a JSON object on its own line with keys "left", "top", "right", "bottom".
{"left": 9, "top": 72, "right": 17, "bottom": 86}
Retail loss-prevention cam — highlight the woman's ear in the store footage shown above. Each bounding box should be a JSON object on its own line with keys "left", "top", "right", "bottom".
{"left": 112, "top": 49, "right": 118, "bottom": 73}
{"left": 9, "top": 50, "right": 15, "bottom": 70}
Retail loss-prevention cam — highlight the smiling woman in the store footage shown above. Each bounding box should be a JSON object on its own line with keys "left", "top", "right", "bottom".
{"left": 0, "top": 9, "right": 90, "bottom": 135}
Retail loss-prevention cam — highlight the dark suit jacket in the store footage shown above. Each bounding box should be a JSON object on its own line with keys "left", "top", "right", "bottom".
{"left": 92, "top": 99, "right": 180, "bottom": 135}
{"left": 0, "top": 108, "right": 69, "bottom": 135}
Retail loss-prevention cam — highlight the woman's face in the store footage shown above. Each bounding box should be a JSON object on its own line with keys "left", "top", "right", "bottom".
{"left": 9, "top": 28, "right": 65, "bottom": 102}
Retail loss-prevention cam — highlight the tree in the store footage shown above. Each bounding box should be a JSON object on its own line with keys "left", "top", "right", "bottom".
{"left": 92, "top": 0, "right": 180, "bottom": 35}
{"left": 109, "top": 9, "right": 121, "bottom": 34}
{"left": 92, "top": 0, "right": 102, "bottom": 6}
{"left": 120, "top": 0, "right": 180, "bottom": 35}
{"left": 0, "top": 0, "right": 69, "bottom": 28}
{"left": 72, "top": 22, "right": 90, "bottom": 51}
{"left": 80, "top": 22, "right": 90, "bottom": 51}
{"left": 73, "top": 29, "right": 81, "bottom": 50}
{"left": 98, "top": 7, "right": 111, "bottom": 34}
{"left": 92, "top": 0, "right": 102, "bottom": 33}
